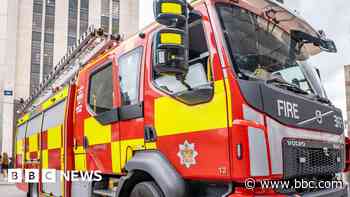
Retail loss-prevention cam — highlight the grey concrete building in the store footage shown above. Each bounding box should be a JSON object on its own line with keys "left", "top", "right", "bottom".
{"left": 345, "top": 65, "right": 350, "bottom": 134}
{"left": 0, "top": 0, "right": 140, "bottom": 156}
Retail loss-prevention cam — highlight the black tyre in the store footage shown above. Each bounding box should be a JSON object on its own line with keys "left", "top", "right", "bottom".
{"left": 130, "top": 181, "right": 164, "bottom": 197}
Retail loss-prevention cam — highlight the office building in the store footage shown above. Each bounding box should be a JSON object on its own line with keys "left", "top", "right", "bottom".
{"left": 0, "top": 0, "right": 140, "bottom": 156}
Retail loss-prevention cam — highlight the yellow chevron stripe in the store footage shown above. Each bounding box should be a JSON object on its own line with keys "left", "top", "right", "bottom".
{"left": 29, "top": 134, "right": 39, "bottom": 152}
{"left": 84, "top": 117, "right": 111, "bottom": 145}
{"left": 75, "top": 153, "right": 86, "bottom": 171}
{"left": 42, "top": 149, "right": 48, "bottom": 169}
{"left": 155, "top": 80, "right": 229, "bottom": 136}
{"left": 17, "top": 113, "right": 30, "bottom": 126}
{"left": 48, "top": 125, "right": 62, "bottom": 149}
{"left": 42, "top": 86, "right": 68, "bottom": 110}
{"left": 16, "top": 140, "right": 24, "bottom": 154}
{"left": 145, "top": 142, "right": 157, "bottom": 150}
{"left": 111, "top": 141, "right": 121, "bottom": 174}
{"left": 120, "top": 138, "right": 145, "bottom": 168}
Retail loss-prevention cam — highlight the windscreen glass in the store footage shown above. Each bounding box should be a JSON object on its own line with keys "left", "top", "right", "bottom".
{"left": 216, "top": 3, "right": 326, "bottom": 97}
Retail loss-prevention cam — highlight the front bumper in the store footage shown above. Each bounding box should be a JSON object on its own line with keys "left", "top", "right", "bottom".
{"left": 301, "top": 185, "right": 348, "bottom": 197}
{"left": 227, "top": 184, "right": 348, "bottom": 197}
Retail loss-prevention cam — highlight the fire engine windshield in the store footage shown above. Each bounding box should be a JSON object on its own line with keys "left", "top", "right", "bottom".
{"left": 216, "top": 3, "right": 327, "bottom": 98}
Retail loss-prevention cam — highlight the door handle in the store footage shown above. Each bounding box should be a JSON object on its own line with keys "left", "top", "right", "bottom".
{"left": 144, "top": 126, "right": 157, "bottom": 142}
{"left": 83, "top": 136, "right": 89, "bottom": 149}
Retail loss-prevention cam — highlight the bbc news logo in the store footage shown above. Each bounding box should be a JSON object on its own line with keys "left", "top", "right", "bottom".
{"left": 8, "top": 169, "right": 102, "bottom": 183}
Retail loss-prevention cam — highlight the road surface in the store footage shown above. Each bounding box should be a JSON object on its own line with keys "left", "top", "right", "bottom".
{"left": 0, "top": 183, "right": 26, "bottom": 197}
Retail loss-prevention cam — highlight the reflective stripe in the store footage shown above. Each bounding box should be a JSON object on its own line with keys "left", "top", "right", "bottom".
{"left": 145, "top": 142, "right": 157, "bottom": 150}
{"left": 111, "top": 142, "right": 121, "bottom": 174}
{"left": 41, "top": 87, "right": 68, "bottom": 110}
{"left": 48, "top": 125, "right": 62, "bottom": 149}
{"left": 120, "top": 138, "right": 145, "bottom": 168}
{"left": 42, "top": 149, "right": 49, "bottom": 169}
{"left": 84, "top": 117, "right": 111, "bottom": 145}
{"left": 75, "top": 153, "right": 87, "bottom": 171}
{"left": 61, "top": 147, "right": 64, "bottom": 171}
{"left": 243, "top": 104, "right": 264, "bottom": 124}
{"left": 16, "top": 140, "right": 24, "bottom": 154}
{"left": 17, "top": 113, "right": 30, "bottom": 126}
{"left": 248, "top": 127, "right": 269, "bottom": 176}
{"left": 155, "top": 80, "right": 229, "bottom": 136}
{"left": 29, "top": 134, "right": 39, "bottom": 152}
{"left": 160, "top": 33, "right": 182, "bottom": 45}
{"left": 224, "top": 79, "right": 233, "bottom": 127}
{"left": 161, "top": 2, "right": 182, "bottom": 15}
{"left": 74, "top": 146, "right": 86, "bottom": 154}
{"left": 26, "top": 152, "right": 30, "bottom": 161}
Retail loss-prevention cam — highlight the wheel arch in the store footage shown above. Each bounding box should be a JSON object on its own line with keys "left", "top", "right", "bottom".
{"left": 116, "top": 151, "right": 186, "bottom": 197}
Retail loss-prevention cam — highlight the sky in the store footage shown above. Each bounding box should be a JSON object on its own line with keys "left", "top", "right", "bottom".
{"left": 139, "top": 0, "right": 350, "bottom": 119}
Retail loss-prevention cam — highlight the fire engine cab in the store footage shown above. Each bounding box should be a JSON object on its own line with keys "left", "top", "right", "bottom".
{"left": 15, "top": 0, "right": 347, "bottom": 196}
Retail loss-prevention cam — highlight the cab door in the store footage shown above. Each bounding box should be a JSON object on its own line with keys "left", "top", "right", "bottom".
{"left": 74, "top": 57, "right": 121, "bottom": 174}
{"left": 116, "top": 46, "right": 145, "bottom": 170}
{"left": 145, "top": 3, "right": 232, "bottom": 179}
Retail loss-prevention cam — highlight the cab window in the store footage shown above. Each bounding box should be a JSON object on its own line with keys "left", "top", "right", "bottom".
{"left": 88, "top": 64, "right": 113, "bottom": 114}
{"left": 153, "top": 20, "right": 213, "bottom": 104}
{"left": 118, "top": 47, "right": 143, "bottom": 106}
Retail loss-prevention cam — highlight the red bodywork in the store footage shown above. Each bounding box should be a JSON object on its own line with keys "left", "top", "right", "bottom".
{"left": 15, "top": 0, "right": 346, "bottom": 196}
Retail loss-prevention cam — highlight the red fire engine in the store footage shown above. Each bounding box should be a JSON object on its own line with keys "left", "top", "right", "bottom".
{"left": 15, "top": 0, "right": 348, "bottom": 196}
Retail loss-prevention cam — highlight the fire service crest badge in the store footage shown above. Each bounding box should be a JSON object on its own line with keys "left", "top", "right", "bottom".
{"left": 177, "top": 140, "right": 198, "bottom": 168}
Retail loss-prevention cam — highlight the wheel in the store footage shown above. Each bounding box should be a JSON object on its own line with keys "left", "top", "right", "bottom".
{"left": 130, "top": 181, "right": 164, "bottom": 197}
{"left": 27, "top": 183, "right": 39, "bottom": 197}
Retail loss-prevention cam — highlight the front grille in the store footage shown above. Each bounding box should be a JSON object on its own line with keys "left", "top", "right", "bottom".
{"left": 283, "top": 139, "right": 344, "bottom": 179}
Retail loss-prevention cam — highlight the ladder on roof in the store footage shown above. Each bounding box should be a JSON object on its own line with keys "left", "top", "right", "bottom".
{"left": 19, "top": 26, "right": 119, "bottom": 113}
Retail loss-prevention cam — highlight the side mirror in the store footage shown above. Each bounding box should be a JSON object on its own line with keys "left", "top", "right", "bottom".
{"left": 318, "top": 30, "right": 337, "bottom": 53}
{"left": 153, "top": 0, "right": 189, "bottom": 77}
{"left": 320, "top": 39, "right": 337, "bottom": 53}
{"left": 153, "top": 0, "right": 188, "bottom": 27}
{"left": 153, "top": 28, "right": 187, "bottom": 75}
{"left": 290, "top": 30, "right": 338, "bottom": 56}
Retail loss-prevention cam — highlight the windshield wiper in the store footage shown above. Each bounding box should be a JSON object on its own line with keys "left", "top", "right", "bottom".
{"left": 267, "top": 77, "right": 333, "bottom": 105}
{"left": 266, "top": 77, "right": 309, "bottom": 95}
{"left": 314, "top": 95, "right": 332, "bottom": 105}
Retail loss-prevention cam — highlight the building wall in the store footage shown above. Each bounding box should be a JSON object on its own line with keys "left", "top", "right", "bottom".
{"left": 0, "top": 0, "right": 19, "bottom": 155}
{"left": 345, "top": 65, "right": 350, "bottom": 134}
{"left": 120, "top": 0, "right": 139, "bottom": 38}
{"left": 0, "top": 0, "right": 140, "bottom": 157}
{"left": 15, "top": 0, "right": 33, "bottom": 100}
{"left": 53, "top": 0, "right": 69, "bottom": 65}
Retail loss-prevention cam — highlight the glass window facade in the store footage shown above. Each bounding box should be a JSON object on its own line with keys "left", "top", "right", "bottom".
{"left": 30, "top": 0, "right": 44, "bottom": 93}
{"left": 68, "top": 0, "right": 90, "bottom": 45}
{"left": 79, "top": 0, "right": 89, "bottom": 36}
{"left": 30, "top": 0, "right": 56, "bottom": 93}
{"left": 28, "top": 0, "right": 122, "bottom": 94}
{"left": 43, "top": 0, "right": 56, "bottom": 77}
{"left": 68, "top": 0, "right": 78, "bottom": 48}
{"left": 101, "top": 0, "right": 110, "bottom": 32}
{"left": 111, "top": 0, "right": 120, "bottom": 34}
